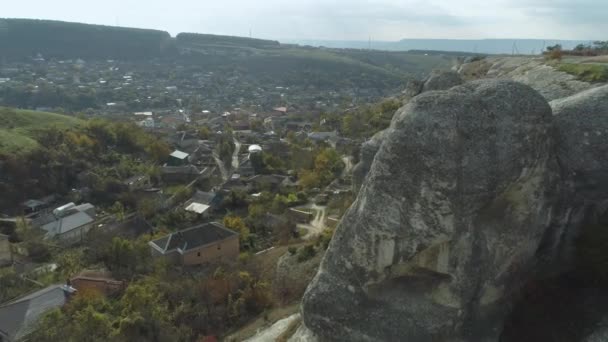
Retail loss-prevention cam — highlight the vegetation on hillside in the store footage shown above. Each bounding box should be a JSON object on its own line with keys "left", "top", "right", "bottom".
{"left": 557, "top": 63, "right": 608, "bottom": 82}
{"left": 0, "top": 107, "right": 82, "bottom": 154}
{"left": 0, "top": 111, "right": 170, "bottom": 211}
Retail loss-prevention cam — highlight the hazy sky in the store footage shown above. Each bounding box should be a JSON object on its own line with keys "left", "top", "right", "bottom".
{"left": 4, "top": 0, "right": 607, "bottom": 41}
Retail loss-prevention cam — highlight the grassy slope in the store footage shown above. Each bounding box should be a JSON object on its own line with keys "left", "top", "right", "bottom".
{"left": 0, "top": 107, "right": 82, "bottom": 154}
{"left": 557, "top": 63, "right": 608, "bottom": 82}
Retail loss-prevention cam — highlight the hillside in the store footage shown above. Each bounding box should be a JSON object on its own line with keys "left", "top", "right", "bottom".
{"left": 0, "top": 19, "right": 173, "bottom": 60}
{"left": 0, "top": 107, "right": 81, "bottom": 154}
{"left": 0, "top": 19, "right": 453, "bottom": 84}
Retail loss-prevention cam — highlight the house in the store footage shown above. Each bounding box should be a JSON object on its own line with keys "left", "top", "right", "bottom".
{"left": 236, "top": 155, "right": 256, "bottom": 178}
{"left": 0, "top": 234, "right": 11, "bottom": 267}
{"left": 21, "top": 200, "right": 46, "bottom": 214}
{"left": 222, "top": 174, "right": 249, "bottom": 193}
{"left": 21, "top": 195, "right": 55, "bottom": 214}
{"left": 308, "top": 131, "right": 338, "bottom": 144}
{"left": 161, "top": 165, "right": 204, "bottom": 184}
{"left": 246, "top": 174, "right": 287, "bottom": 192}
{"left": 184, "top": 191, "right": 221, "bottom": 217}
{"left": 137, "top": 117, "right": 155, "bottom": 128}
{"left": 190, "top": 143, "right": 215, "bottom": 167}
{"left": 0, "top": 284, "right": 75, "bottom": 342}
{"left": 38, "top": 203, "right": 96, "bottom": 244}
{"left": 272, "top": 107, "right": 288, "bottom": 115}
{"left": 149, "top": 223, "right": 239, "bottom": 266}
{"left": 168, "top": 150, "right": 190, "bottom": 166}
{"left": 70, "top": 276, "right": 125, "bottom": 296}
{"left": 123, "top": 175, "right": 151, "bottom": 191}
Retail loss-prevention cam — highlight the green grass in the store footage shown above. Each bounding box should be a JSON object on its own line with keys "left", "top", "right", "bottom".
{"left": 557, "top": 63, "right": 608, "bottom": 82}
{"left": 0, "top": 107, "right": 82, "bottom": 154}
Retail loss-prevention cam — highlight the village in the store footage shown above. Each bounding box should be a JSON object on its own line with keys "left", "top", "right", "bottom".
{"left": 0, "top": 57, "right": 364, "bottom": 341}
{"left": 0, "top": 55, "right": 384, "bottom": 117}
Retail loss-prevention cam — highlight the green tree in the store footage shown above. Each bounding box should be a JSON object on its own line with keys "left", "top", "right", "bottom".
{"left": 223, "top": 215, "right": 250, "bottom": 245}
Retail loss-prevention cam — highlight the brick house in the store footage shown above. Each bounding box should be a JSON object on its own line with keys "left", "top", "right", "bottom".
{"left": 149, "top": 223, "right": 239, "bottom": 266}
{"left": 70, "top": 276, "right": 125, "bottom": 296}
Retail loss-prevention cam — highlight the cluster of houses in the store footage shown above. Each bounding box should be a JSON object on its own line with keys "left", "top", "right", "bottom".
{"left": 0, "top": 55, "right": 379, "bottom": 121}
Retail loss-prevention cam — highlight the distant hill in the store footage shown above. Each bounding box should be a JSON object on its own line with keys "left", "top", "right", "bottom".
{"left": 0, "top": 18, "right": 173, "bottom": 60}
{"left": 0, "top": 107, "right": 82, "bottom": 154}
{"left": 282, "top": 39, "right": 594, "bottom": 55}
{"left": 0, "top": 18, "right": 455, "bottom": 97}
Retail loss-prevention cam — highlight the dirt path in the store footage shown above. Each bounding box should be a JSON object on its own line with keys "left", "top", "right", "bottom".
{"left": 341, "top": 155, "right": 354, "bottom": 178}
{"left": 297, "top": 204, "right": 328, "bottom": 240}
{"left": 212, "top": 153, "right": 229, "bottom": 181}
{"left": 232, "top": 137, "right": 241, "bottom": 170}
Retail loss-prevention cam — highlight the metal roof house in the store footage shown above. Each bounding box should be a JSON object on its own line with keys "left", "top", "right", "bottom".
{"left": 39, "top": 203, "right": 96, "bottom": 244}
{"left": 168, "top": 150, "right": 190, "bottom": 166}
{"left": 0, "top": 285, "right": 75, "bottom": 342}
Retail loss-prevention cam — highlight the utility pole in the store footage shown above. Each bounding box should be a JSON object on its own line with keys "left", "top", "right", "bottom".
{"left": 512, "top": 41, "right": 519, "bottom": 55}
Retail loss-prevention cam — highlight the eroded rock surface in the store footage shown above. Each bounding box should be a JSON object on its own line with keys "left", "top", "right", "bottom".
{"left": 352, "top": 129, "right": 388, "bottom": 193}
{"left": 423, "top": 70, "right": 464, "bottom": 92}
{"left": 301, "top": 80, "right": 559, "bottom": 341}
{"left": 552, "top": 85, "right": 608, "bottom": 197}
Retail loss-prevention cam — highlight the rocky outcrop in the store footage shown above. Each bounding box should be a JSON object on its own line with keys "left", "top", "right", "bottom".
{"left": 402, "top": 79, "right": 424, "bottom": 101}
{"left": 552, "top": 85, "right": 608, "bottom": 197}
{"left": 542, "top": 85, "right": 608, "bottom": 266}
{"left": 354, "top": 71, "right": 465, "bottom": 194}
{"left": 459, "top": 56, "right": 595, "bottom": 101}
{"left": 302, "top": 80, "right": 560, "bottom": 341}
{"left": 423, "top": 70, "right": 464, "bottom": 92}
{"left": 458, "top": 59, "right": 492, "bottom": 80}
{"left": 274, "top": 248, "right": 323, "bottom": 304}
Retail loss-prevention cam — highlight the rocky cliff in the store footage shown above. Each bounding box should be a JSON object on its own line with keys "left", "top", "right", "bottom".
{"left": 298, "top": 63, "right": 608, "bottom": 341}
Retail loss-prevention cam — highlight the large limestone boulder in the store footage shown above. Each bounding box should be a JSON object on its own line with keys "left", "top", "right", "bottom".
{"left": 541, "top": 85, "right": 608, "bottom": 266}
{"left": 301, "top": 80, "right": 558, "bottom": 341}
{"left": 552, "top": 85, "right": 608, "bottom": 199}
{"left": 353, "top": 72, "right": 465, "bottom": 194}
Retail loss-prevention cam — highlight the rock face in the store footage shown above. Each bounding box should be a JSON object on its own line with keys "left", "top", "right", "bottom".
{"left": 353, "top": 71, "right": 466, "bottom": 194}
{"left": 402, "top": 79, "right": 424, "bottom": 101}
{"left": 274, "top": 248, "right": 323, "bottom": 304}
{"left": 352, "top": 129, "right": 387, "bottom": 193}
{"left": 542, "top": 85, "right": 608, "bottom": 265}
{"left": 301, "top": 80, "right": 559, "bottom": 341}
{"left": 423, "top": 70, "right": 464, "bottom": 92}
{"left": 552, "top": 85, "right": 608, "bottom": 197}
